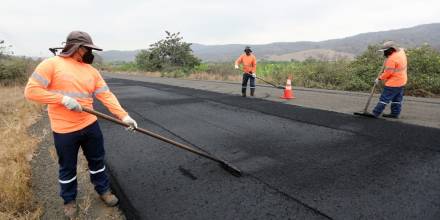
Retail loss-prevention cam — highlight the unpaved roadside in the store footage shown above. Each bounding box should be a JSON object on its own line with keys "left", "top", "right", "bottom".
{"left": 29, "top": 113, "right": 125, "bottom": 219}
{"left": 104, "top": 73, "right": 440, "bottom": 129}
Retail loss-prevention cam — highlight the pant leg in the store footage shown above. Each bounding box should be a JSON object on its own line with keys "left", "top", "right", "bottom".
{"left": 242, "top": 73, "right": 249, "bottom": 94}
{"left": 80, "top": 121, "right": 110, "bottom": 195}
{"left": 53, "top": 131, "right": 81, "bottom": 204}
{"left": 250, "top": 75, "right": 256, "bottom": 95}
{"left": 372, "top": 86, "right": 395, "bottom": 116}
{"left": 390, "top": 87, "right": 404, "bottom": 116}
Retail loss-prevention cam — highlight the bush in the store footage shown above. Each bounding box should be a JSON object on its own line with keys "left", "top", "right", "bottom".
{"left": 136, "top": 31, "right": 200, "bottom": 72}
{"left": 0, "top": 57, "right": 37, "bottom": 86}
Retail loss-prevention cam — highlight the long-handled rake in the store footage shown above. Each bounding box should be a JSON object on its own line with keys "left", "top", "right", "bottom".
{"left": 82, "top": 107, "right": 242, "bottom": 177}
{"left": 353, "top": 60, "right": 387, "bottom": 118}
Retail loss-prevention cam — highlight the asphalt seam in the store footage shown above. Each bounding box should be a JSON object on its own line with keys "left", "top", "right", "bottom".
{"left": 130, "top": 106, "right": 334, "bottom": 220}
{"left": 129, "top": 108, "right": 211, "bottom": 154}
{"left": 135, "top": 83, "right": 379, "bottom": 139}
{"left": 124, "top": 95, "right": 334, "bottom": 219}
{"left": 247, "top": 174, "right": 334, "bottom": 220}
{"left": 106, "top": 74, "right": 440, "bottom": 105}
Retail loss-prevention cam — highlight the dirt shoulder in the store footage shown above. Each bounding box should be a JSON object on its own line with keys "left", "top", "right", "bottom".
{"left": 104, "top": 73, "right": 440, "bottom": 129}
{"left": 29, "top": 113, "right": 125, "bottom": 219}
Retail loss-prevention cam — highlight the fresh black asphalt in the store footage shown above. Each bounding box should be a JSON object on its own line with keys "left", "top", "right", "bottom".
{"left": 95, "top": 77, "right": 440, "bottom": 220}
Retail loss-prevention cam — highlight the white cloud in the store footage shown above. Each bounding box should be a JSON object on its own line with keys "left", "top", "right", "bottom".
{"left": 1, "top": 0, "right": 439, "bottom": 56}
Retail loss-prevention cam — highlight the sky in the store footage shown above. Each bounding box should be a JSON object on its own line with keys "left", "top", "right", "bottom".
{"left": 1, "top": 0, "right": 439, "bottom": 57}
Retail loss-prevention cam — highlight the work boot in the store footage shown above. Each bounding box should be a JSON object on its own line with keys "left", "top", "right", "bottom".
{"left": 382, "top": 113, "right": 399, "bottom": 119}
{"left": 63, "top": 200, "right": 77, "bottom": 219}
{"left": 250, "top": 88, "right": 255, "bottom": 97}
{"left": 100, "top": 191, "right": 119, "bottom": 207}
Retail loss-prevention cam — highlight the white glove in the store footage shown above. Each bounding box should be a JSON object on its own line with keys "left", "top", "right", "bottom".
{"left": 374, "top": 78, "right": 380, "bottom": 84}
{"left": 251, "top": 73, "right": 256, "bottom": 78}
{"left": 61, "top": 96, "right": 82, "bottom": 112}
{"left": 122, "top": 115, "right": 138, "bottom": 130}
{"left": 234, "top": 64, "right": 239, "bottom": 69}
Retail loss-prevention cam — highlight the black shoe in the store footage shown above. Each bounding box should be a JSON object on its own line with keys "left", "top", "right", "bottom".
{"left": 382, "top": 114, "right": 399, "bottom": 119}
{"left": 242, "top": 93, "right": 246, "bottom": 97}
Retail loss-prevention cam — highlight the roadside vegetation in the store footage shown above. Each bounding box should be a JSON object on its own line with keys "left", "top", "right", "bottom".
{"left": 107, "top": 35, "right": 440, "bottom": 97}
{"left": 0, "top": 40, "right": 43, "bottom": 219}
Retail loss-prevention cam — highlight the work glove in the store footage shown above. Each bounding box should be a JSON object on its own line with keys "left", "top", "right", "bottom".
{"left": 234, "top": 64, "right": 239, "bottom": 69}
{"left": 61, "top": 96, "right": 82, "bottom": 112}
{"left": 122, "top": 115, "right": 138, "bottom": 131}
{"left": 251, "top": 73, "right": 256, "bottom": 78}
{"left": 374, "top": 78, "right": 380, "bottom": 84}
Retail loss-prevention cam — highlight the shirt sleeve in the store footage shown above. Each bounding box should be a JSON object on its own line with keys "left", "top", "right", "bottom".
{"left": 93, "top": 71, "right": 128, "bottom": 120}
{"left": 252, "top": 56, "right": 257, "bottom": 73}
{"left": 235, "top": 55, "right": 243, "bottom": 65}
{"left": 379, "top": 58, "right": 396, "bottom": 80}
{"left": 24, "top": 59, "right": 64, "bottom": 104}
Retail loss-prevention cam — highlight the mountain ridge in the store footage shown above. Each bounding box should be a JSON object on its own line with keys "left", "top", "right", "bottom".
{"left": 99, "top": 23, "right": 440, "bottom": 62}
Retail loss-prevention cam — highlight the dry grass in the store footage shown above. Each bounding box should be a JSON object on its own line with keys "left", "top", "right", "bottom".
{"left": 0, "top": 86, "right": 43, "bottom": 219}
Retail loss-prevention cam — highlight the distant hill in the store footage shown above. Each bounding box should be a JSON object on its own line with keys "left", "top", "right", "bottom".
{"left": 266, "top": 49, "right": 355, "bottom": 62}
{"left": 99, "top": 23, "right": 440, "bottom": 62}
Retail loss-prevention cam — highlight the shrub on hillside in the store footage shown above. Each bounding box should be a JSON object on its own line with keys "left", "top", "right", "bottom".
{"left": 0, "top": 57, "right": 36, "bottom": 86}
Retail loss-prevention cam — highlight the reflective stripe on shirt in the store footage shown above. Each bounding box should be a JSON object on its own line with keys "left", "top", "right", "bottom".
{"left": 93, "top": 85, "right": 109, "bottom": 96}
{"left": 31, "top": 72, "right": 49, "bottom": 87}
{"left": 384, "top": 66, "right": 406, "bottom": 73}
{"left": 50, "top": 90, "right": 92, "bottom": 98}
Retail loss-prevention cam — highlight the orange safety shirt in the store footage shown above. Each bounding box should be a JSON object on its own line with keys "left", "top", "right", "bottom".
{"left": 379, "top": 49, "right": 408, "bottom": 87}
{"left": 235, "top": 54, "right": 257, "bottom": 74}
{"left": 24, "top": 56, "right": 128, "bottom": 133}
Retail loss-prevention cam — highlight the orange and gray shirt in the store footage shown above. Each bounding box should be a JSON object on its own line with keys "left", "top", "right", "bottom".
{"left": 379, "top": 49, "right": 408, "bottom": 87}
{"left": 235, "top": 54, "right": 257, "bottom": 74}
{"left": 24, "top": 56, "right": 128, "bottom": 133}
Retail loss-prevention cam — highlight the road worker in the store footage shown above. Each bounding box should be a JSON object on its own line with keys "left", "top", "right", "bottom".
{"left": 235, "top": 46, "right": 257, "bottom": 97}
{"left": 372, "top": 41, "right": 408, "bottom": 118}
{"left": 24, "top": 31, "right": 138, "bottom": 218}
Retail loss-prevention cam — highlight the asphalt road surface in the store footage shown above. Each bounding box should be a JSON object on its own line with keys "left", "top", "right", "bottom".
{"left": 96, "top": 77, "right": 440, "bottom": 220}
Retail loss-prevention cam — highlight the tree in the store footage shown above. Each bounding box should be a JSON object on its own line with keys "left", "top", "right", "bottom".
{"left": 0, "top": 40, "right": 14, "bottom": 58}
{"left": 135, "top": 31, "right": 200, "bottom": 71}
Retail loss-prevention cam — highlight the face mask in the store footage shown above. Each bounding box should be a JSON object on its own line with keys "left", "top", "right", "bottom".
{"left": 384, "top": 48, "right": 395, "bottom": 57}
{"left": 82, "top": 49, "right": 94, "bottom": 64}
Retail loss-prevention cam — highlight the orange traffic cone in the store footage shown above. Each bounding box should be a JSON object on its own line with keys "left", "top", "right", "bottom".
{"left": 281, "top": 77, "right": 295, "bottom": 99}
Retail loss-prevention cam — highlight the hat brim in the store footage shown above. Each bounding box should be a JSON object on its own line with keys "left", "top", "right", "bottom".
{"left": 378, "top": 47, "right": 399, "bottom": 52}
{"left": 83, "top": 44, "right": 103, "bottom": 51}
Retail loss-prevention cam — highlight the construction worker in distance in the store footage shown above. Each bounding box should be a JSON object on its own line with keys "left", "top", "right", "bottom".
{"left": 372, "top": 41, "right": 408, "bottom": 118}
{"left": 235, "top": 46, "right": 257, "bottom": 97}
{"left": 24, "top": 31, "right": 138, "bottom": 218}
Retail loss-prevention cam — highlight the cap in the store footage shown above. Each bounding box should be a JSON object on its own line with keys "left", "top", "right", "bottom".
{"left": 379, "top": 41, "right": 399, "bottom": 51}
{"left": 59, "top": 31, "right": 102, "bottom": 57}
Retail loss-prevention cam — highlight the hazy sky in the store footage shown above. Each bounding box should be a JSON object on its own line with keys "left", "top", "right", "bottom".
{"left": 1, "top": 0, "right": 439, "bottom": 56}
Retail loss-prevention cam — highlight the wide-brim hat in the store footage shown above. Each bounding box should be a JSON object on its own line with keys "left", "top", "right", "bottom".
{"left": 244, "top": 46, "right": 252, "bottom": 52}
{"left": 378, "top": 41, "right": 399, "bottom": 51}
{"left": 59, "top": 31, "right": 102, "bottom": 57}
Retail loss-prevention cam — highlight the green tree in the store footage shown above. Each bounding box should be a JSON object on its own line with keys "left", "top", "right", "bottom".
{"left": 135, "top": 31, "right": 200, "bottom": 72}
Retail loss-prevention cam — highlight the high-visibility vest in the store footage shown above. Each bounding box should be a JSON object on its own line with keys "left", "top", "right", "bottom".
{"left": 25, "top": 56, "right": 128, "bottom": 133}
{"left": 235, "top": 54, "right": 257, "bottom": 74}
{"left": 379, "top": 49, "right": 408, "bottom": 87}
